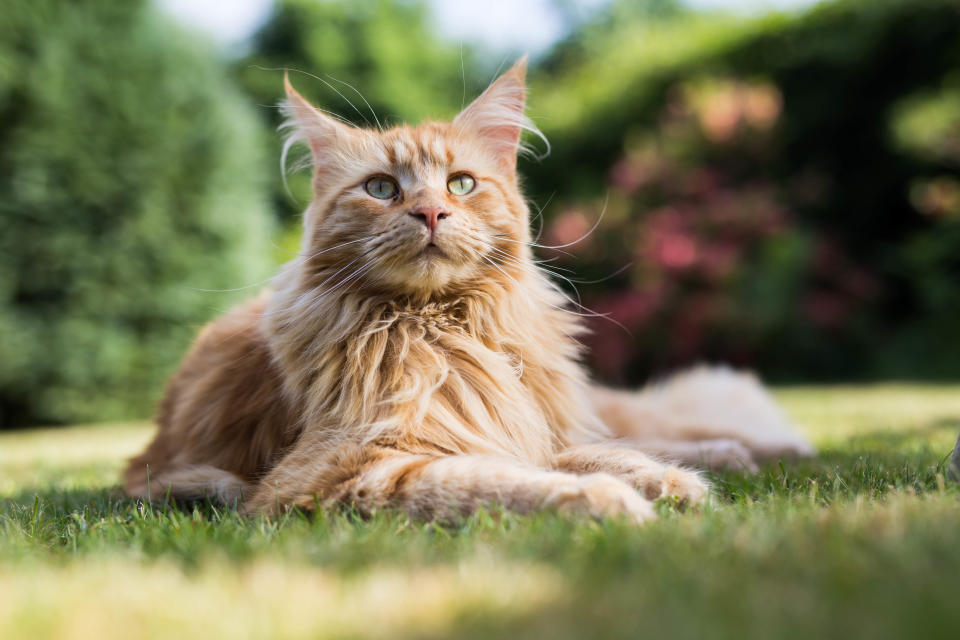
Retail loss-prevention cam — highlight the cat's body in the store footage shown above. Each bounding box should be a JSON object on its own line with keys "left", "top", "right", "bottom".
{"left": 125, "top": 60, "right": 812, "bottom": 522}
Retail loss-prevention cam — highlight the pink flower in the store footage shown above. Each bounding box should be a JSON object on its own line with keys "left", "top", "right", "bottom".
{"left": 609, "top": 157, "right": 644, "bottom": 195}
{"left": 593, "top": 290, "right": 662, "bottom": 328}
{"left": 641, "top": 207, "right": 699, "bottom": 271}
{"left": 546, "top": 209, "right": 592, "bottom": 250}
{"left": 654, "top": 231, "right": 698, "bottom": 270}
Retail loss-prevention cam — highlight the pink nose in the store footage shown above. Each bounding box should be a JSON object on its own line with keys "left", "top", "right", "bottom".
{"left": 409, "top": 205, "right": 449, "bottom": 235}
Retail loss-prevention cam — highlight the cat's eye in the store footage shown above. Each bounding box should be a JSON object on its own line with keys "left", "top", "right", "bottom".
{"left": 365, "top": 176, "right": 399, "bottom": 200}
{"left": 447, "top": 174, "right": 476, "bottom": 196}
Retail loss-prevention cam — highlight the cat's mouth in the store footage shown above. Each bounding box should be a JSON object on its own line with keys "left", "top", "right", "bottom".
{"left": 420, "top": 242, "right": 446, "bottom": 258}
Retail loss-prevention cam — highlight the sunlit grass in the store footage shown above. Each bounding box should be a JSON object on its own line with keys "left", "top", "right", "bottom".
{"left": 0, "top": 422, "right": 151, "bottom": 493}
{"left": 2, "top": 385, "right": 959, "bottom": 639}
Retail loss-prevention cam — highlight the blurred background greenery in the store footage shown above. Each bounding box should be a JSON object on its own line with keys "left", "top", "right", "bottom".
{"left": 1, "top": 0, "right": 958, "bottom": 428}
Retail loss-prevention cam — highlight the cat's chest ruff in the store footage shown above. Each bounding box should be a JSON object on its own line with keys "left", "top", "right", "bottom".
{"left": 391, "top": 301, "right": 468, "bottom": 335}
{"left": 387, "top": 303, "right": 519, "bottom": 361}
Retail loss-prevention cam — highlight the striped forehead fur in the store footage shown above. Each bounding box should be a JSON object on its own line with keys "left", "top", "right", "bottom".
{"left": 280, "top": 59, "right": 548, "bottom": 184}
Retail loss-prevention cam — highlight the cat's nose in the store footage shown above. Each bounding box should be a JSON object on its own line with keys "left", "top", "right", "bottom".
{"left": 408, "top": 206, "right": 449, "bottom": 235}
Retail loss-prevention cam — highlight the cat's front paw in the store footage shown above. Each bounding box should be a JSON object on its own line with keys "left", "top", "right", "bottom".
{"left": 547, "top": 473, "right": 657, "bottom": 525}
{"left": 659, "top": 467, "right": 709, "bottom": 507}
{"left": 627, "top": 464, "right": 709, "bottom": 506}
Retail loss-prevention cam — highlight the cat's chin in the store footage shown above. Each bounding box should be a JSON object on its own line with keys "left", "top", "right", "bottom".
{"left": 375, "top": 256, "right": 464, "bottom": 297}
{"left": 419, "top": 244, "right": 446, "bottom": 259}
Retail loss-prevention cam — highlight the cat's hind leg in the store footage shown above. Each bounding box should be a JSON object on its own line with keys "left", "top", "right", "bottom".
{"left": 625, "top": 438, "right": 760, "bottom": 472}
{"left": 125, "top": 462, "right": 249, "bottom": 505}
{"left": 243, "top": 442, "right": 656, "bottom": 524}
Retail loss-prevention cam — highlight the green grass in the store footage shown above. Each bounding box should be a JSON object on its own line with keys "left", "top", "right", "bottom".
{"left": 2, "top": 385, "right": 960, "bottom": 639}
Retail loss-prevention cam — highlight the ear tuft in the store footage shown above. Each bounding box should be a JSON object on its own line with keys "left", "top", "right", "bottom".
{"left": 280, "top": 72, "right": 355, "bottom": 177}
{"left": 454, "top": 56, "right": 548, "bottom": 171}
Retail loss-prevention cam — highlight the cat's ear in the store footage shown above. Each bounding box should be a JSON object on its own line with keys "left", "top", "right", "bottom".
{"left": 455, "top": 57, "right": 539, "bottom": 171}
{"left": 282, "top": 72, "right": 357, "bottom": 174}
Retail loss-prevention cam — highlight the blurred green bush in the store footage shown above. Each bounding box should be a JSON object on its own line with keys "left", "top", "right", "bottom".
{"left": 0, "top": 0, "right": 274, "bottom": 427}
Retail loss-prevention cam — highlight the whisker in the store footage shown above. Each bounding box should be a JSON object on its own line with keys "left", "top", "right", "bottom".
{"left": 250, "top": 65, "right": 376, "bottom": 163}
{"left": 187, "top": 277, "right": 277, "bottom": 294}
{"left": 265, "top": 101, "right": 357, "bottom": 127}
{"left": 469, "top": 232, "right": 630, "bottom": 334}
{"left": 488, "top": 242, "right": 626, "bottom": 286}
{"left": 325, "top": 261, "right": 379, "bottom": 298}
{"left": 325, "top": 74, "right": 383, "bottom": 132}
{"left": 480, "top": 255, "right": 599, "bottom": 321}
{"left": 312, "top": 244, "right": 382, "bottom": 292}
{"left": 491, "top": 234, "right": 576, "bottom": 259}
{"left": 481, "top": 241, "right": 578, "bottom": 288}
{"left": 253, "top": 241, "right": 385, "bottom": 319}
{"left": 187, "top": 238, "right": 362, "bottom": 293}
{"left": 535, "top": 259, "right": 575, "bottom": 273}
{"left": 459, "top": 43, "right": 466, "bottom": 111}
{"left": 544, "top": 194, "right": 607, "bottom": 249}
{"left": 320, "top": 244, "right": 385, "bottom": 295}
{"left": 488, "top": 54, "right": 511, "bottom": 86}
{"left": 569, "top": 262, "right": 634, "bottom": 285}
{"left": 496, "top": 191, "right": 610, "bottom": 253}
{"left": 527, "top": 191, "right": 555, "bottom": 244}
{"left": 495, "top": 250, "right": 585, "bottom": 306}
{"left": 298, "top": 237, "right": 368, "bottom": 261}
{"left": 472, "top": 234, "right": 586, "bottom": 307}
{"left": 283, "top": 67, "right": 372, "bottom": 128}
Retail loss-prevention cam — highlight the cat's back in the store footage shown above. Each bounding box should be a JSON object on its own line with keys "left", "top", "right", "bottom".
{"left": 125, "top": 293, "right": 298, "bottom": 492}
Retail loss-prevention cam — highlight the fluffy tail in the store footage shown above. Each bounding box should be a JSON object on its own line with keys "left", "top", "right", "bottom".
{"left": 590, "top": 366, "right": 814, "bottom": 470}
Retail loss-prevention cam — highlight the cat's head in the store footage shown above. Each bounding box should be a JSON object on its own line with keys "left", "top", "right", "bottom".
{"left": 283, "top": 59, "right": 545, "bottom": 298}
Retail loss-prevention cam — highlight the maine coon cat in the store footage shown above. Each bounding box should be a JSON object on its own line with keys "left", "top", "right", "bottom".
{"left": 125, "top": 59, "right": 812, "bottom": 522}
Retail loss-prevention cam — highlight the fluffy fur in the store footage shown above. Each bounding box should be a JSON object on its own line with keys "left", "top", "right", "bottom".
{"left": 125, "top": 59, "right": 812, "bottom": 522}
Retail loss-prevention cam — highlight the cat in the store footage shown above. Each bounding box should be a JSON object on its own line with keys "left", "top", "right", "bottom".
{"left": 124, "top": 59, "right": 813, "bottom": 523}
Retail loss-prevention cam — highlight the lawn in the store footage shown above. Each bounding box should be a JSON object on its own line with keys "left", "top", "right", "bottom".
{"left": 2, "top": 385, "right": 959, "bottom": 639}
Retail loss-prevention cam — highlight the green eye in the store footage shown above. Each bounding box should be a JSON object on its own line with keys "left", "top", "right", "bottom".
{"left": 447, "top": 174, "right": 476, "bottom": 196}
{"left": 365, "top": 176, "right": 399, "bottom": 200}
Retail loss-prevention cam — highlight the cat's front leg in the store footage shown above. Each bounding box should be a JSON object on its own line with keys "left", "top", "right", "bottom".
{"left": 244, "top": 442, "right": 657, "bottom": 524}
{"left": 554, "top": 443, "right": 709, "bottom": 506}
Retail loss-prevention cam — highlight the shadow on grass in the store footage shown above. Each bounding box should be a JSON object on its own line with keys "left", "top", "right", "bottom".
{"left": 0, "top": 484, "right": 254, "bottom": 550}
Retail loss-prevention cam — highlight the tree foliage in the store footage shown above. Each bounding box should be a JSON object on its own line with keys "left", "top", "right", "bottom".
{"left": 0, "top": 0, "right": 274, "bottom": 426}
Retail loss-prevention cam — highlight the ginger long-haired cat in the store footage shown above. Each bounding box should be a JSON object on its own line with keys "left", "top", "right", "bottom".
{"left": 125, "top": 60, "right": 813, "bottom": 523}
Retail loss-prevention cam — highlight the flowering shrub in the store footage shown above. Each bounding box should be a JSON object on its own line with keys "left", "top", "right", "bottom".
{"left": 527, "top": 0, "right": 960, "bottom": 382}
{"left": 542, "top": 77, "right": 882, "bottom": 382}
